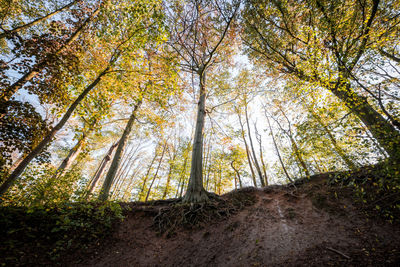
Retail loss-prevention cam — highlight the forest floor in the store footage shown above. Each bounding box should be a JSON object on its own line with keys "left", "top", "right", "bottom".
{"left": 68, "top": 173, "right": 400, "bottom": 267}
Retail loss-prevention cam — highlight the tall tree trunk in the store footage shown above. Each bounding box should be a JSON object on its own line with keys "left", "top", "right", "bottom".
{"left": 205, "top": 152, "right": 212, "bottom": 191}
{"left": 0, "top": 64, "right": 111, "bottom": 197}
{"left": 98, "top": 101, "right": 141, "bottom": 201}
{"left": 54, "top": 132, "right": 87, "bottom": 177}
{"left": 202, "top": 133, "right": 211, "bottom": 184}
{"left": 275, "top": 105, "right": 310, "bottom": 177}
{"left": 265, "top": 114, "right": 293, "bottom": 182}
{"left": 183, "top": 71, "right": 209, "bottom": 203}
{"left": 237, "top": 110, "right": 257, "bottom": 187}
{"left": 244, "top": 104, "right": 265, "bottom": 186}
{"left": 254, "top": 122, "right": 268, "bottom": 186}
{"left": 87, "top": 141, "right": 118, "bottom": 196}
{"left": 138, "top": 145, "right": 158, "bottom": 201}
{"left": 218, "top": 166, "right": 222, "bottom": 195}
{"left": 332, "top": 81, "right": 400, "bottom": 161}
{"left": 0, "top": 2, "right": 102, "bottom": 108}
{"left": 0, "top": 0, "right": 77, "bottom": 40}
{"left": 231, "top": 161, "right": 242, "bottom": 188}
{"left": 145, "top": 140, "right": 167, "bottom": 202}
{"left": 36, "top": 133, "right": 87, "bottom": 202}
{"left": 112, "top": 147, "right": 142, "bottom": 198}
{"left": 110, "top": 143, "right": 141, "bottom": 197}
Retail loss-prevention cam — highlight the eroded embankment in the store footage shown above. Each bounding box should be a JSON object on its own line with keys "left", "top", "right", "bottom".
{"left": 74, "top": 176, "right": 400, "bottom": 267}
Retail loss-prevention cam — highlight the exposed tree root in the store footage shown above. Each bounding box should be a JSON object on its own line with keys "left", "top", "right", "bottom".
{"left": 153, "top": 189, "right": 257, "bottom": 236}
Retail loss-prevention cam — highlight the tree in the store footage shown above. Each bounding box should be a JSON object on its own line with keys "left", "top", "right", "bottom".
{"left": 0, "top": 0, "right": 78, "bottom": 40}
{"left": 0, "top": 0, "right": 168, "bottom": 197}
{"left": 98, "top": 101, "right": 141, "bottom": 201}
{"left": 0, "top": 1, "right": 103, "bottom": 114}
{"left": 167, "top": 0, "right": 240, "bottom": 202}
{"left": 242, "top": 0, "right": 400, "bottom": 161}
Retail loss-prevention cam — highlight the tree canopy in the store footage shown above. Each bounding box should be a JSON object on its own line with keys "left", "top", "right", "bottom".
{"left": 0, "top": 0, "right": 399, "bottom": 207}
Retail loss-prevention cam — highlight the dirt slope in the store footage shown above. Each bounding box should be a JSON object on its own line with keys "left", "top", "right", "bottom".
{"left": 74, "top": 176, "right": 400, "bottom": 267}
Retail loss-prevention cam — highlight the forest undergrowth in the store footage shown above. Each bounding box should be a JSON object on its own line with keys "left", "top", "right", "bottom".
{"left": 1, "top": 161, "right": 399, "bottom": 266}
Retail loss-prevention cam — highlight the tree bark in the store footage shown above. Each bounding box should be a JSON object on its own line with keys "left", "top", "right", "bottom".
{"left": 35, "top": 132, "right": 87, "bottom": 202}
{"left": 265, "top": 114, "right": 293, "bottom": 182}
{"left": 53, "top": 132, "right": 87, "bottom": 177}
{"left": 0, "top": 0, "right": 77, "bottom": 40}
{"left": 254, "top": 122, "right": 268, "bottom": 186}
{"left": 275, "top": 106, "right": 310, "bottom": 177}
{"left": 183, "top": 71, "right": 209, "bottom": 203}
{"left": 87, "top": 141, "right": 118, "bottom": 196}
{"left": 0, "top": 65, "right": 110, "bottom": 197}
{"left": 98, "top": 101, "right": 141, "bottom": 201}
{"left": 332, "top": 82, "right": 400, "bottom": 161}
{"left": 244, "top": 104, "right": 265, "bottom": 186}
{"left": 111, "top": 143, "right": 141, "bottom": 197}
{"left": 112, "top": 146, "right": 140, "bottom": 200}
{"left": 231, "top": 161, "right": 242, "bottom": 188}
{"left": 237, "top": 110, "right": 257, "bottom": 187}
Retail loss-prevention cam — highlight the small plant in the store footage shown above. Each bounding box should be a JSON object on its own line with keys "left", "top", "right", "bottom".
{"left": 0, "top": 201, "right": 124, "bottom": 266}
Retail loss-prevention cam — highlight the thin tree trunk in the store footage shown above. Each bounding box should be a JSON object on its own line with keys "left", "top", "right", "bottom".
{"left": 0, "top": 3, "right": 102, "bottom": 107}
{"left": 202, "top": 133, "right": 211, "bottom": 184}
{"left": 183, "top": 71, "right": 208, "bottom": 203}
{"left": 237, "top": 110, "right": 257, "bottom": 187}
{"left": 111, "top": 143, "right": 141, "bottom": 196}
{"left": 145, "top": 140, "right": 167, "bottom": 202}
{"left": 35, "top": 133, "right": 87, "bottom": 202}
{"left": 98, "top": 101, "right": 141, "bottom": 201}
{"left": 218, "top": 166, "right": 222, "bottom": 195}
{"left": 205, "top": 152, "right": 212, "bottom": 191}
{"left": 138, "top": 144, "right": 159, "bottom": 201}
{"left": 121, "top": 167, "right": 141, "bottom": 200}
{"left": 112, "top": 149, "right": 141, "bottom": 198}
{"left": 244, "top": 104, "right": 265, "bottom": 186}
{"left": 275, "top": 105, "right": 310, "bottom": 177}
{"left": 87, "top": 141, "right": 118, "bottom": 196}
{"left": 0, "top": 0, "right": 77, "bottom": 40}
{"left": 234, "top": 169, "right": 237, "bottom": 190}
{"left": 53, "top": 133, "right": 87, "bottom": 177}
{"left": 265, "top": 114, "right": 293, "bottom": 182}
{"left": 254, "top": 122, "right": 268, "bottom": 186}
{"left": 179, "top": 173, "right": 186, "bottom": 198}
{"left": 231, "top": 161, "right": 242, "bottom": 188}
{"left": 0, "top": 64, "right": 111, "bottom": 197}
